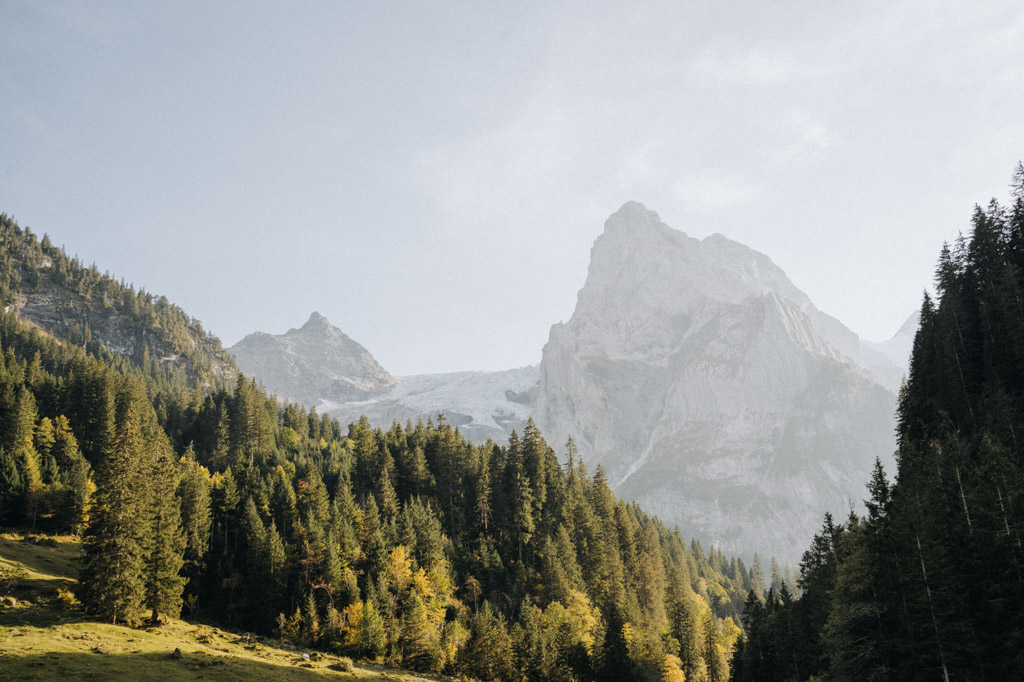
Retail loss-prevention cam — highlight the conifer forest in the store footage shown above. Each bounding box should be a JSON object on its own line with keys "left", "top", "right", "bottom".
{"left": 1, "top": 165, "right": 1024, "bottom": 680}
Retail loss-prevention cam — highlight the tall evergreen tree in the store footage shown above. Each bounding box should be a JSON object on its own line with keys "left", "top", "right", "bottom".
{"left": 459, "top": 600, "right": 514, "bottom": 681}
{"left": 145, "top": 442, "right": 187, "bottom": 622}
{"left": 177, "top": 444, "right": 212, "bottom": 572}
{"left": 703, "top": 610, "right": 726, "bottom": 682}
{"left": 357, "top": 596, "right": 387, "bottom": 660}
{"left": 398, "top": 590, "right": 440, "bottom": 673}
{"left": 81, "top": 399, "right": 148, "bottom": 625}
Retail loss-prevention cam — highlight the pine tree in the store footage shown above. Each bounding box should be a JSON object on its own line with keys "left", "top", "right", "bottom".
{"left": 303, "top": 590, "right": 321, "bottom": 643}
{"left": 357, "top": 596, "right": 387, "bottom": 660}
{"left": 11, "top": 387, "right": 41, "bottom": 490}
{"left": 0, "top": 446, "right": 23, "bottom": 523}
{"left": 474, "top": 448, "right": 492, "bottom": 534}
{"left": 405, "top": 445, "right": 434, "bottom": 499}
{"left": 506, "top": 431, "right": 535, "bottom": 564}
{"left": 669, "top": 597, "right": 701, "bottom": 682}
{"left": 635, "top": 524, "right": 667, "bottom": 632}
{"left": 34, "top": 416, "right": 55, "bottom": 483}
{"left": 270, "top": 464, "right": 298, "bottom": 538}
{"left": 265, "top": 519, "right": 288, "bottom": 610}
{"left": 144, "top": 443, "right": 187, "bottom": 622}
{"left": 399, "top": 590, "right": 440, "bottom": 673}
{"left": 540, "top": 527, "right": 584, "bottom": 604}
{"left": 459, "top": 600, "right": 514, "bottom": 681}
{"left": 702, "top": 610, "right": 726, "bottom": 682}
{"left": 213, "top": 466, "right": 240, "bottom": 551}
{"left": 58, "top": 450, "right": 90, "bottom": 534}
{"left": 770, "top": 556, "right": 784, "bottom": 593}
{"left": 81, "top": 400, "right": 148, "bottom": 625}
{"left": 512, "top": 599, "right": 547, "bottom": 681}
{"left": 377, "top": 461, "right": 400, "bottom": 539}
{"left": 751, "top": 553, "right": 767, "bottom": 596}
{"left": 599, "top": 608, "right": 641, "bottom": 682}
{"left": 177, "top": 445, "right": 212, "bottom": 572}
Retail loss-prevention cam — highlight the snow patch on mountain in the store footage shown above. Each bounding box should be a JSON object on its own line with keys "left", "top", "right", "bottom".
{"left": 323, "top": 366, "right": 539, "bottom": 443}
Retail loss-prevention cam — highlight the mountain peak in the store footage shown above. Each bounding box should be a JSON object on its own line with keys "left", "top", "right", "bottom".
{"left": 604, "top": 201, "right": 664, "bottom": 234}
{"left": 229, "top": 313, "right": 395, "bottom": 406}
{"left": 302, "top": 311, "right": 331, "bottom": 330}
{"left": 538, "top": 202, "right": 899, "bottom": 561}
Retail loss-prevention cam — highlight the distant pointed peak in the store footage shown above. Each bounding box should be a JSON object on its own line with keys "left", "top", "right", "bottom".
{"left": 304, "top": 311, "right": 329, "bottom": 326}
{"left": 604, "top": 201, "right": 663, "bottom": 234}
{"left": 299, "top": 311, "right": 334, "bottom": 334}
{"left": 896, "top": 310, "right": 920, "bottom": 337}
{"left": 616, "top": 200, "right": 654, "bottom": 215}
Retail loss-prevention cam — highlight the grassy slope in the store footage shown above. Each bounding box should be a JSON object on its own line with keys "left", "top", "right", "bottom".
{"left": 0, "top": 532, "right": 432, "bottom": 681}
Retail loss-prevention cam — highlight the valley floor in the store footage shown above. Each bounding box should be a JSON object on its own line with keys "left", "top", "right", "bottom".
{"left": 0, "top": 532, "right": 434, "bottom": 681}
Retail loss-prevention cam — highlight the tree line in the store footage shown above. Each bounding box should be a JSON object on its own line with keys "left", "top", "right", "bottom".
{"left": 732, "top": 164, "right": 1024, "bottom": 681}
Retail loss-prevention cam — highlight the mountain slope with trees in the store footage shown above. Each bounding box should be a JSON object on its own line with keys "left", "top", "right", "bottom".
{"left": 0, "top": 214, "right": 237, "bottom": 394}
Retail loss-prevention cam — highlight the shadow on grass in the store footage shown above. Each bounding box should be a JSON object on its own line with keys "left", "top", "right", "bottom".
{"left": 1, "top": 569, "right": 73, "bottom": 599}
{"left": 0, "top": 650, "right": 367, "bottom": 681}
{"left": 0, "top": 533, "right": 82, "bottom": 580}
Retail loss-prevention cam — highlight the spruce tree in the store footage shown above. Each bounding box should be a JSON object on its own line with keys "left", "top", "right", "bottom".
{"left": 11, "top": 387, "right": 41, "bottom": 490}
{"left": 144, "top": 443, "right": 187, "bottom": 622}
{"left": 177, "top": 445, "right": 212, "bottom": 572}
{"left": 670, "top": 596, "right": 701, "bottom": 682}
{"left": 59, "top": 453, "right": 90, "bottom": 534}
{"left": 399, "top": 590, "right": 440, "bottom": 673}
{"left": 81, "top": 400, "right": 148, "bottom": 625}
{"left": 702, "top": 610, "right": 726, "bottom": 682}
{"left": 34, "top": 416, "right": 55, "bottom": 483}
{"left": 357, "top": 596, "right": 387, "bottom": 660}
{"left": 459, "top": 600, "right": 514, "bottom": 681}
{"left": 512, "top": 599, "right": 547, "bottom": 681}
{"left": 598, "top": 608, "right": 641, "bottom": 682}
{"left": 265, "top": 519, "right": 288, "bottom": 611}
{"left": 0, "top": 446, "right": 23, "bottom": 523}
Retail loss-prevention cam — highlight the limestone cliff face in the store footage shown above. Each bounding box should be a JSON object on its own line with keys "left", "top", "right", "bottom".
{"left": 535, "top": 202, "right": 897, "bottom": 561}
{"left": 230, "top": 312, "right": 395, "bottom": 406}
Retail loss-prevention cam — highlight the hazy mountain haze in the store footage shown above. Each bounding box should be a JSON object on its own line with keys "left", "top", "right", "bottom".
{"left": 3, "top": 2, "right": 1023, "bottom": 373}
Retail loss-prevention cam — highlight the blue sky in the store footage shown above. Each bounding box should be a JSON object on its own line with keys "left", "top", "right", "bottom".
{"left": 3, "top": 1, "right": 1023, "bottom": 373}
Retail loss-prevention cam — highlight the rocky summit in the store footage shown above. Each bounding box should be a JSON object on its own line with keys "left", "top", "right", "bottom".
{"left": 534, "top": 202, "right": 899, "bottom": 561}
{"left": 229, "top": 312, "right": 395, "bottom": 406}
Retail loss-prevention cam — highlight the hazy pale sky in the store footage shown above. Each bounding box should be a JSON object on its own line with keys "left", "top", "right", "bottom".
{"left": 3, "top": 1, "right": 1022, "bottom": 374}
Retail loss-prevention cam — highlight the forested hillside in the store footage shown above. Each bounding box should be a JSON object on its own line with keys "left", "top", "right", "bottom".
{"left": 0, "top": 214, "right": 237, "bottom": 393}
{"left": 0, "top": 217, "right": 759, "bottom": 680}
{"left": 733, "top": 165, "right": 1024, "bottom": 681}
